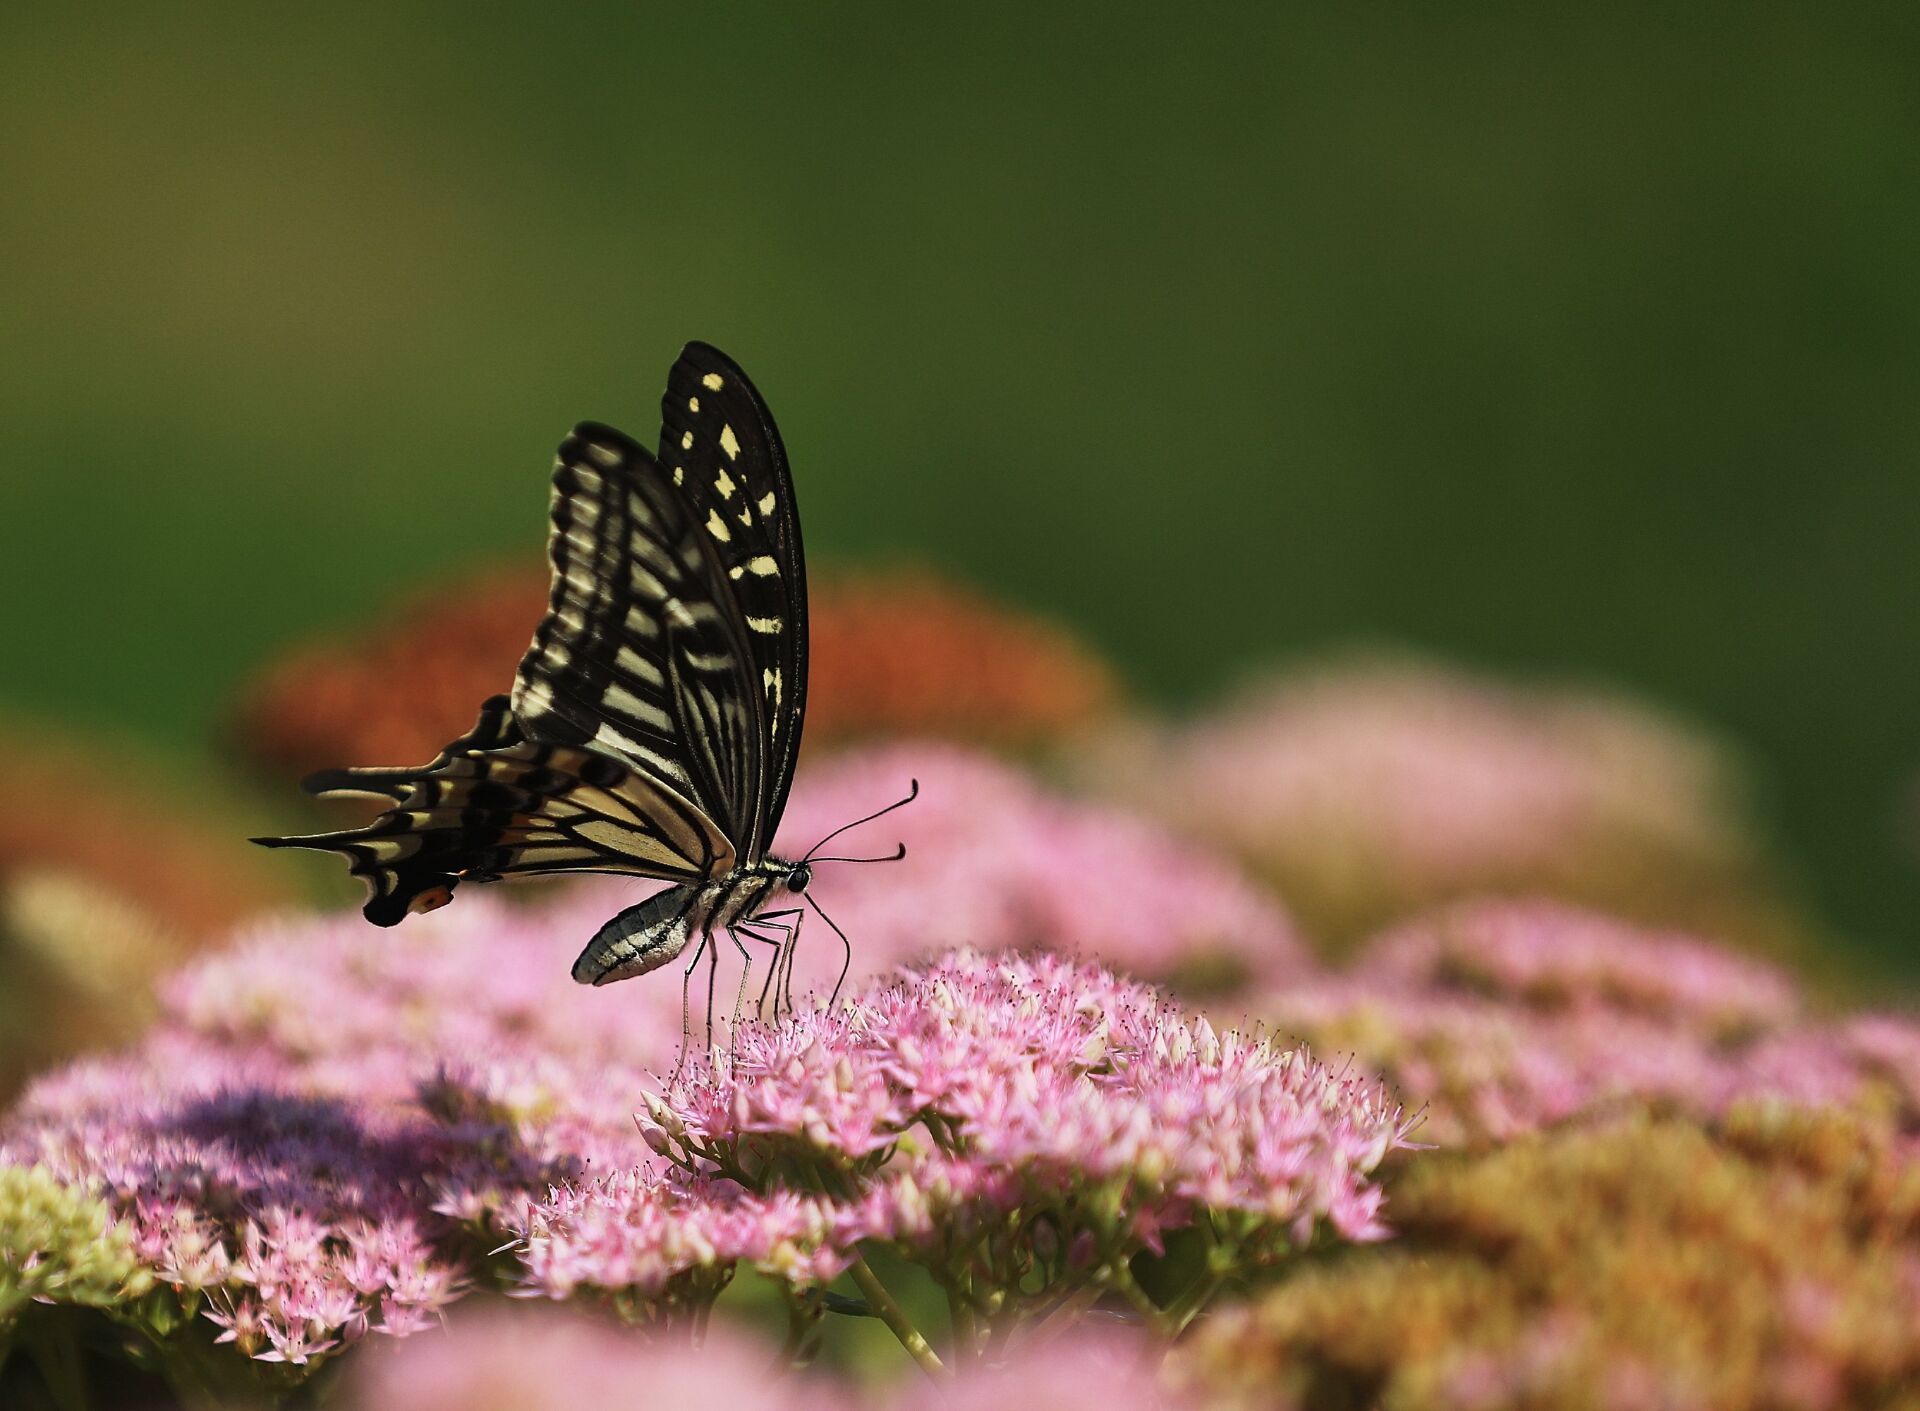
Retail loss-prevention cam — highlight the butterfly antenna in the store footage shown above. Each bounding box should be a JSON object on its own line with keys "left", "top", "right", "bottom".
{"left": 805, "top": 843, "right": 907, "bottom": 866}
{"left": 800, "top": 779, "right": 919, "bottom": 864}
{"left": 804, "top": 892, "right": 855, "bottom": 1007}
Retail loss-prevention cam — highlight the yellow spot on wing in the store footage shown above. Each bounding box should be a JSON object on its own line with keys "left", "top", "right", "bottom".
{"left": 688, "top": 395, "right": 700, "bottom": 413}
{"left": 705, "top": 509, "right": 731, "bottom": 542}
{"left": 701, "top": 372, "right": 724, "bottom": 391}
{"left": 758, "top": 492, "right": 776, "bottom": 515}
{"left": 673, "top": 466, "right": 685, "bottom": 485}
{"left": 745, "top": 555, "right": 779, "bottom": 576}
{"left": 715, "top": 468, "right": 736, "bottom": 499}
{"left": 746, "top": 615, "right": 782, "bottom": 633}
{"left": 681, "top": 431, "right": 693, "bottom": 450}
{"left": 719, "top": 425, "right": 740, "bottom": 460}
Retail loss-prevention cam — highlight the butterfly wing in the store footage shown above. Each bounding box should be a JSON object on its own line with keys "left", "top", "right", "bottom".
{"left": 253, "top": 696, "right": 734, "bottom": 925}
{"left": 253, "top": 341, "right": 807, "bottom": 923}
{"left": 513, "top": 342, "right": 808, "bottom": 861}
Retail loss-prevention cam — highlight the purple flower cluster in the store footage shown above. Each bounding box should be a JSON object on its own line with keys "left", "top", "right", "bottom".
{"left": 517, "top": 1168, "right": 853, "bottom": 1304}
{"left": 2, "top": 1041, "right": 459, "bottom": 1363}
{"left": 1262, "top": 897, "right": 1920, "bottom": 1146}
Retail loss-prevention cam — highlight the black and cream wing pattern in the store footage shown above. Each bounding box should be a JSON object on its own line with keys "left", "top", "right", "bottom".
{"left": 253, "top": 342, "right": 809, "bottom": 927}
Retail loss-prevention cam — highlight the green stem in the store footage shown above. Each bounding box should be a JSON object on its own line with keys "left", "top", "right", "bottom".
{"left": 945, "top": 1280, "right": 978, "bottom": 1368}
{"left": 847, "top": 1254, "right": 946, "bottom": 1381}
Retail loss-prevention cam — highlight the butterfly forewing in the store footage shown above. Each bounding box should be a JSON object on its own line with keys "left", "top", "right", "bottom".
{"left": 656, "top": 342, "right": 808, "bottom": 860}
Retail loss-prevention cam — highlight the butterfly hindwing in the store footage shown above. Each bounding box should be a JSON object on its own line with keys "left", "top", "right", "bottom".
{"left": 253, "top": 700, "right": 736, "bottom": 925}
{"left": 297, "top": 693, "right": 524, "bottom": 803}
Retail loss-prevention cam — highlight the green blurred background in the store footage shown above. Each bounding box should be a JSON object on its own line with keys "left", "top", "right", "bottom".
{"left": 2, "top": 4, "right": 1916, "bottom": 975}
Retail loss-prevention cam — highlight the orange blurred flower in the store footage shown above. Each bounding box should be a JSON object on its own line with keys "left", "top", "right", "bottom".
{"left": 234, "top": 563, "right": 1117, "bottom": 781}
{"left": 806, "top": 569, "right": 1115, "bottom": 745}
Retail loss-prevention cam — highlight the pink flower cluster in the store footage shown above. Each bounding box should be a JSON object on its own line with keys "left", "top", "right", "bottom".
{"left": 1359, "top": 899, "right": 1799, "bottom": 1038}
{"left": 1262, "top": 898, "right": 1920, "bottom": 1147}
{"left": 1090, "top": 656, "right": 1735, "bottom": 879}
{"left": 517, "top": 1168, "right": 854, "bottom": 1303}
{"left": 527, "top": 950, "right": 1411, "bottom": 1310}
{"left": 342, "top": 1305, "right": 1174, "bottom": 1411}
{"left": 1074, "top": 657, "right": 1754, "bottom": 945}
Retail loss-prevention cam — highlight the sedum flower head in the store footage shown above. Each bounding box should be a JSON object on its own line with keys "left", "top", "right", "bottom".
{"left": 589, "top": 950, "right": 1413, "bottom": 1306}
{"left": 340, "top": 1306, "right": 1178, "bottom": 1411}
{"left": 1263, "top": 897, "right": 1919, "bottom": 1148}
{"left": 341, "top": 1305, "right": 841, "bottom": 1411}
{"left": 515, "top": 1168, "right": 854, "bottom": 1306}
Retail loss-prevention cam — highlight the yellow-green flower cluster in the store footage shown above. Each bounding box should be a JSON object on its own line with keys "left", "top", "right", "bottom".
{"left": 0, "top": 1162, "right": 151, "bottom": 1326}
{"left": 1176, "top": 1110, "right": 1920, "bottom": 1410}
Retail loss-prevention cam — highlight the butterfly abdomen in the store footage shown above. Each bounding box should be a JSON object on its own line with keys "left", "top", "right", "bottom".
{"left": 572, "top": 883, "right": 705, "bottom": 986}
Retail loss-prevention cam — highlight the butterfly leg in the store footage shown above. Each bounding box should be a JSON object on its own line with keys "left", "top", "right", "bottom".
{"left": 750, "top": 907, "right": 804, "bottom": 1019}
{"left": 676, "top": 927, "right": 715, "bottom": 1077}
{"left": 735, "top": 920, "right": 788, "bottom": 1021}
{"left": 704, "top": 925, "right": 722, "bottom": 1050}
{"left": 724, "top": 926, "right": 757, "bottom": 1057}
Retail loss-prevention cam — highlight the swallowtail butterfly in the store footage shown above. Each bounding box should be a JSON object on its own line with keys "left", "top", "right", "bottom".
{"left": 254, "top": 342, "right": 909, "bottom": 1005}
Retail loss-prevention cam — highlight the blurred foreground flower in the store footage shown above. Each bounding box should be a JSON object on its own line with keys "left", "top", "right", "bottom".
{"left": 1264, "top": 897, "right": 1920, "bottom": 1147}
{"left": 1076, "top": 655, "right": 1804, "bottom": 955}
{"left": 1176, "top": 1109, "right": 1920, "bottom": 1410}
{"left": 343, "top": 1304, "right": 1175, "bottom": 1411}
{"left": 234, "top": 563, "right": 1115, "bottom": 784}
{"left": 345, "top": 1307, "right": 835, "bottom": 1411}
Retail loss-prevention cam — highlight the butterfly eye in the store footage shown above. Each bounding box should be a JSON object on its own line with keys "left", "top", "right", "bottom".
{"left": 787, "top": 865, "right": 811, "bottom": 894}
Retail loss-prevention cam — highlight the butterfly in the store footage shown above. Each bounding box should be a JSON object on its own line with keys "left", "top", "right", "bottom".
{"left": 254, "top": 342, "right": 911, "bottom": 1013}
